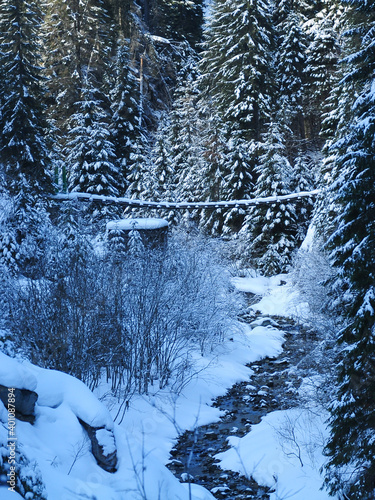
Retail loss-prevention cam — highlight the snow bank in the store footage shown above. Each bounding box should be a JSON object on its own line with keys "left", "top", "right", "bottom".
{"left": 216, "top": 408, "right": 331, "bottom": 500}
{"left": 232, "top": 273, "right": 309, "bottom": 318}
{"left": 25, "top": 364, "right": 113, "bottom": 429}
{"left": 0, "top": 352, "right": 216, "bottom": 499}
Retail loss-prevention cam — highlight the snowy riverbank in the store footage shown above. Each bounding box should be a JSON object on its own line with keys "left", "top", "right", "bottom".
{"left": 1, "top": 271, "right": 335, "bottom": 499}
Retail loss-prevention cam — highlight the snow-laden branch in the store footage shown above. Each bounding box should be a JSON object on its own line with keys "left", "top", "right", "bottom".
{"left": 52, "top": 189, "right": 321, "bottom": 210}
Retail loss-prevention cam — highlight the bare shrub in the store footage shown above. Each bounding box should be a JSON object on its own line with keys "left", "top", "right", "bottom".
{"left": 1, "top": 230, "right": 238, "bottom": 405}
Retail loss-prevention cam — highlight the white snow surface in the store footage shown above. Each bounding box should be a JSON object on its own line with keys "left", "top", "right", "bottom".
{"left": 232, "top": 272, "right": 310, "bottom": 319}
{"left": 0, "top": 352, "right": 37, "bottom": 391}
{"left": 216, "top": 408, "right": 331, "bottom": 500}
{"left": 0, "top": 487, "right": 24, "bottom": 499}
{"left": 0, "top": 268, "right": 335, "bottom": 499}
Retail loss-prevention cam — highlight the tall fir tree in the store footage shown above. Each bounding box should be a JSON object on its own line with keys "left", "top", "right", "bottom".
{"left": 0, "top": 0, "right": 53, "bottom": 274}
{"left": 167, "top": 72, "right": 205, "bottom": 223}
{"left": 199, "top": 0, "right": 274, "bottom": 141}
{"left": 311, "top": 1, "right": 352, "bottom": 238}
{"left": 125, "top": 133, "right": 151, "bottom": 206}
{"left": 199, "top": 112, "right": 228, "bottom": 235}
{"left": 221, "top": 132, "right": 256, "bottom": 234}
{"left": 0, "top": 0, "right": 52, "bottom": 201}
{"left": 275, "top": 10, "right": 308, "bottom": 154}
{"left": 289, "top": 151, "right": 316, "bottom": 244}
{"left": 66, "top": 83, "right": 123, "bottom": 217}
{"left": 43, "top": 0, "right": 116, "bottom": 136}
{"left": 242, "top": 122, "right": 298, "bottom": 275}
{"left": 110, "top": 39, "right": 141, "bottom": 195}
{"left": 146, "top": 117, "right": 178, "bottom": 223}
{"left": 323, "top": 3, "right": 375, "bottom": 498}
{"left": 303, "top": 1, "right": 341, "bottom": 143}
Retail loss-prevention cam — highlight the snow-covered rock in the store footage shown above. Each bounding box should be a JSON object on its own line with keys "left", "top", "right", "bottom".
{"left": 0, "top": 352, "right": 37, "bottom": 391}
{"left": 79, "top": 420, "right": 117, "bottom": 472}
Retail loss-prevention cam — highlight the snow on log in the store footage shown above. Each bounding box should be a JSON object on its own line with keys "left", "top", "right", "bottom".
{"left": 52, "top": 189, "right": 320, "bottom": 210}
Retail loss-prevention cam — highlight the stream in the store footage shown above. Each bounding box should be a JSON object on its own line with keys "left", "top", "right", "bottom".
{"left": 166, "top": 312, "right": 320, "bottom": 499}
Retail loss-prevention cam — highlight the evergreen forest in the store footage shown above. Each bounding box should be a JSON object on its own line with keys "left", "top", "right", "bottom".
{"left": 1, "top": 0, "right": 375, "bottom": 498}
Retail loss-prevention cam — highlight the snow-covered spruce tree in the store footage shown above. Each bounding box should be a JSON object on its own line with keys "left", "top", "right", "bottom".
{"left": 312, "top": 2, "right": 354, "bottom": 239}
{"left": 146, "top": 117, "right": 179, "bottom": 223}
{"left": 0, "top": 0, "right": 53, "bottom": 275}
{"left": 150, "top": 118, "right": 174, "bottom": 200}
{"left": 128, "top": 225, "right": 145, "bottom": 257}
{"left": 289, "top": 151, "right": 316, "bottom": 244}
{"left": 110, "top": 39, "right": 141, "bottom": 194}
{"left": 198, "top": 112, "right": 228, "bottom": 235}
{"left": 125, "top": 133, "right": 151, "bottom": 205}
{"left": 43, "top": 0, "right": 116, "bottom": 136}
{"left": 0, "top": 419, "right": 47, "bottom": 499}
{"left": 323, "top": 5, "right": 375, "bottom": 497}
{"left": 167, "top": 72, "right": 206, "bottom": 223}
{"left": 221, "top": 132, "right": 257, "bottom": 235}
{"left": 199, "top": 0, "right": 274, "bottom": 142}
{"left": 241, "top": 122, "right": 298, "bottom": 274}
{"left": 274, "top": 10, "right": 308, "bottom": 152}
{"left": 0, "top": 0, "right": 52, "bottom": 200}
{"left": 0, "top": 199, "right": 20, "bottom": 274}
{"left": 303, "top": 1, "right": 341, "bottom": 143}
{"left": 66, "top": 83, "right": 123, "bottom": 217}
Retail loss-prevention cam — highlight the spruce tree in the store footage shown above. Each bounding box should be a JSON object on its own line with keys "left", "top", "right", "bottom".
{"left": 200, "top": 0, "right": 274, "bottom": 141}
{"left": 43, "top": 0, "right": 116, "bottom": 135}
{"left": 0, "top": 0, "right": 52, "bottom": 201}
{"left": 221, "top": 133, "right": 256, "bottom": 235}
{"left": 323, "top": 4, "right": 375, "bottom": 497}
{"left": 198, "top": 113, "right": 228, "bottom": 235}
{"left": 66, "top": 84, "right": 122, "bottom": 217}
{"left": 290, "top": 151, "right": 315, "bottom": 243}
{"left": 275, "top": 10, "right": 308, "bottom": 151}
{"left": 110, "top": 39, "right": 141, "bottom": 194}
{"left": 0, "top": 0, "right": 53, "bottom": 275}
{"left": 147, "top": 118, "right": 178, "bottom": 223}
{"left": 125, "top": 133, "right": 152, "bottom": 217}
{"left": 167, "top": 73, "right": 205, "bottom": 223}
{"left": 303, "top": 2, "right": 341, "bottom": 142}
{"left": 312, "top": 1, "right": 352, "bottom": 238}
{"left": 242, "top": 122, "right": 298, "bottom": 275}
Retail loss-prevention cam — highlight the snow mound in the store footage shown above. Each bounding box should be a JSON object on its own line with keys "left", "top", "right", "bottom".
{"left": 26, "top": 363, "right": 113, "bottom": 429}
{"left": 0, "top": 352, "right": 37, "bottom": 392}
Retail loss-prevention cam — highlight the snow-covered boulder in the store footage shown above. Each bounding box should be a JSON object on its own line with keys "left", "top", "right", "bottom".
{"left": 0, "top": 353, "right": 118, "bottom": 472}
{"left": 79, "top": 420, "right": 117, "bottom": 472}
{"left": 0, "top": 353, "right": 38, "bottom": 422}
